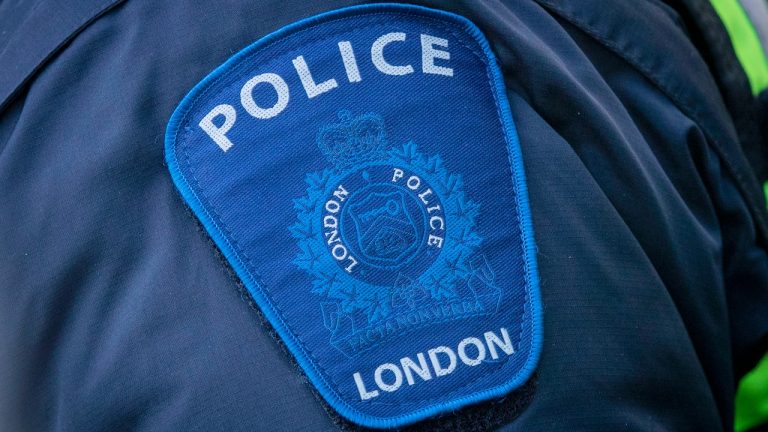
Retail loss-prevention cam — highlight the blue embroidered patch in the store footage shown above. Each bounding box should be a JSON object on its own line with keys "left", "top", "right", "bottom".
{"left": 165, "top": 4, "right": 542, "bottom": 428}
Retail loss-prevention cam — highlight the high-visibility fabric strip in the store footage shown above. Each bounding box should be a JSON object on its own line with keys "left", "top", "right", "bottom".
{"left": 734, "top": 353, "right": 768, "bottom": 431}
{"left": 710, "top": 0, "right": 768, "bottom": 94}
{"left": 765, "top": 182, "right": 768, "bottom": 205}
{"left": 740, "top": 0, "right": 768, "bottom": 58}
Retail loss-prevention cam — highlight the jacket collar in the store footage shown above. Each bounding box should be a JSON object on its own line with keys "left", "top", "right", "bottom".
{"left": 0, "top": 0, "right": 124, "bottom": 111}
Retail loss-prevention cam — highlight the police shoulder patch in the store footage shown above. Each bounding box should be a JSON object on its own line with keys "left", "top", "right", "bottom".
{"left": 165, "top": 4, "right": 542, "bottom": 428}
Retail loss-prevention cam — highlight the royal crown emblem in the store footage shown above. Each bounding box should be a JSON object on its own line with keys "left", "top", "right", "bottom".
{"left": 317, "top": 110, "right": 388, "bottom": 169}
{"left": 291, "top": 111, "right": 501, "bottom": 357}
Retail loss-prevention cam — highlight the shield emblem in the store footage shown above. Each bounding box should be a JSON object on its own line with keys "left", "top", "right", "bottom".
{"left": 166, "top": 4, "right": 543, "bottom": 426}
{"left": 348, "top": 191, "right": 418, "bottom": 265}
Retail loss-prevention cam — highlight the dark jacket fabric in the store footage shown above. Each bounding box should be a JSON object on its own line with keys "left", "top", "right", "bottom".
{"left": 1, "top": 1, "right": 766, "bottom": 430}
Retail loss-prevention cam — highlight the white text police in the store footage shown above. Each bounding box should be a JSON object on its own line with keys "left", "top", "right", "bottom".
{"left": 199, "top": 32, "right": 455, "bottom": 152}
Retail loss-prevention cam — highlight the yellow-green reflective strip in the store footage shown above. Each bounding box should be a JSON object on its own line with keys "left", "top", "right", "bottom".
{"left": 710, "top": 0, "right": 768, "bottom": 94}
{"left": 738, "top": 185, "right": 768, "bottom": 431}
{"left": 735, "top": 353, "right": 768, "bottom": 431}
{"left": 764, "top": 181, "right": 768, "bottom": 204}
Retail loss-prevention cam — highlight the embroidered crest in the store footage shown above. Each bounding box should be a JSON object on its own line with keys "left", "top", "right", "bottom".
{"left": 292, "top": 111, "right": 500, "bottom": 356}
{"left": 164, "top": 4, "right": 542, "bottom": 428}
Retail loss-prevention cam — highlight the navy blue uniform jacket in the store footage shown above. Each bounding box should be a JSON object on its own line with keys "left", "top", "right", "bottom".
{"left": 1, "top": 0, "right": 767, "bottom": 430}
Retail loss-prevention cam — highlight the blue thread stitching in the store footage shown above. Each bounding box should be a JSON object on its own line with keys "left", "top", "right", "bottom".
{"left": 169, "top": 5, "right": 538, "bottom": 426}
{"left": 164, "top": 4, "right": 543, "bottom": 429}
{"left": 291, "top": 144, "right": 487, "bottom": 357}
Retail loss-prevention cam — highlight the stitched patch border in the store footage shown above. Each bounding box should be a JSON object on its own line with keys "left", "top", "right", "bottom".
{"left": 165, "top": 4, "right": 542, "bottom": 428}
